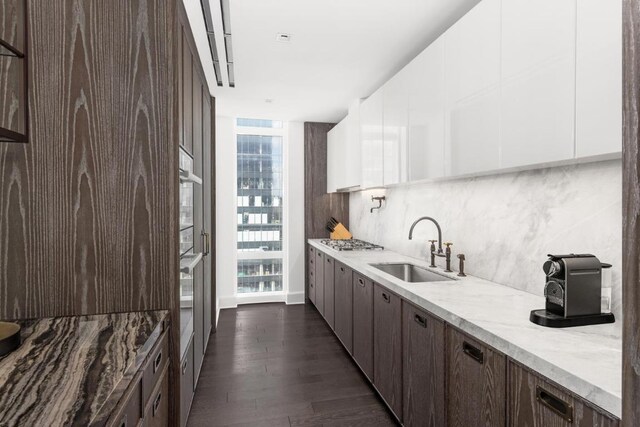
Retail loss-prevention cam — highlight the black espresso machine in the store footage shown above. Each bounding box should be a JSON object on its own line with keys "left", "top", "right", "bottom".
{"left": 530, "top": 254, "right": 615, "bottom": 328}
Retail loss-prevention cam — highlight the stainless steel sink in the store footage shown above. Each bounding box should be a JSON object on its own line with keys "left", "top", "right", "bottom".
{"left": 369, "top": 263, "right": 454, "bottom": 283}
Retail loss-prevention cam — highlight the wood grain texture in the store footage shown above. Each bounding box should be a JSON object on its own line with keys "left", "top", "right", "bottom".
{"left": 0, "top": 0, "right": 178, "bottom": 319}
{"left": 623, "top": 1, "right": 640, "bottom": 425}
{"left": 446, "top": 326, "right": 506, "bottom": 427}
{"left": 324, "top": 255, "right": 335, "bottom": 329}
{"left": 373, "top": 283, "right": 403, "bottom": 422}
{"left": 308, "top": 246, "right": 316, "bottom": 305}
{"left": 402, "top": 301, "right": 445, "bottom": 427}
{"left": 508, "top": 360, "right": 619, "bottom": 427}
{"left": 314, "top": 249, "right": 325, "bottom": 315}
{"left": 303, "top": 122, "right": 349, "bottom": 301}
{"left": 0, "top": 0, "right": 27, "bottom": 141}
{"left": 353, "top": 272, "right": 374, "bottom": 380}
{"left": 335, "top": 261, "right": 354, "bottom": 354}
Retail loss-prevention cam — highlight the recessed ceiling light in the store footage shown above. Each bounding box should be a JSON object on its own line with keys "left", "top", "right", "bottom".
{"left": 265, "top": 99, "right": 274, "bottom": 103}
{"left": 275, "top": 33, "right": 292, "bottom": 42}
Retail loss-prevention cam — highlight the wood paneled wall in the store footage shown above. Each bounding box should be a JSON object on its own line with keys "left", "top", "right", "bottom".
{"left": 0, "top": 0, "right": 178, "bottom": 320}
{"left": 304, "top": 122, "right": 349, "bottom": 300}
{"left": 623, "top": 0, "right": 640, "bottom": 425}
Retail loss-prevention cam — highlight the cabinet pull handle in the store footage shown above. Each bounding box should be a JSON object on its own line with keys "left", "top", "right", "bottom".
{"left": 153, "top": 391, "right": 163, "bottom": 416}
{"left": 358, "top": 278, "right": 365, "bottom": 287}
{"left": 310, "top": 259, "right": 313, "bottom": 264}
{"left": 310, "top": 271, "right": 314, "bottom": 276}
{"left": 202, "top": 231, "right": 210, "bottom": 256}
{"left": 327, "top": 258, "right": 331, "bottom": 263}
{"left": 536, "top": 386, "right": 573, "bottom": 422}
{"left": 154, "top": 350, "right": 163, "bottom": 373}
{"left": 462, "top": 341, "right": 484, "bottom": 364}
{"left": 414, "top": 313, "right": 427, "bottom": 328}
{"left": 182, "top": 359, "right": 188, "bottom": 375}
{"left": 340, "top": 267, "right": 345, "bottom": 272}
{"left": 382, "top": 292, "right": 390, "bottom": 303}
{"left": 310, "top": 283, "right": 314, "bottom": 287}
{"left": 318, "top": 253, "right": 322, "bottom": 257}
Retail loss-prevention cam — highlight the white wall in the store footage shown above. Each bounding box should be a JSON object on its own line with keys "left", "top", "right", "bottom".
{"left": 215, "top": 116, "right": 237, "bottom": 318}
{"left": 285, "top": 122, "right": 306, "bottom": 304}
{"left": 215, "top": 117, "right": 306, "bottom": 318}
{"left": 350, "top": 159, "right": 622, "bottom": 334}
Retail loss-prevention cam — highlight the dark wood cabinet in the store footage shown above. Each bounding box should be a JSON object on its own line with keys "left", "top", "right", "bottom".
{"left": 352, "top": 273, "right": 373, "bottom": 380}
{"left": 0, "top": 0, "right": 27, "bottom": 143}
{"left": 508, "top": 361, "right": 619, "bottom": 427}
{"left": 181, "top": 31, "right": 193, "bottom": 154}
{"left": 180, "top": 336, "right": 194, "bottom": 427}
{"left": 324, "top": 256, "right": 335, "bottom": 328}
{"left": 447, "top": 326, "right": 506, "bottom": 427}
{"left": 373, "top": 283, "right": 403, "bottom": 421}
{"left": 193, "top": 260, "right": 204, "bottom": 385}
{"left": 143, "top": 364, "right": 170, "bottom": 427}
{"left": 334, "top": 261, "right": 354, "bottom": 353}
{"left": 315, "top": 250, "right": 325, "bottom": 315}
{"left": 402, "top": 301, "right": 445, "bottom": 427}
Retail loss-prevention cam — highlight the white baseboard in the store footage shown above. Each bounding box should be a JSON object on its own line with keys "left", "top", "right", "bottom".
{"left": 286, "top": 291, "right": 305, "bottom": 305}
{"left": 218, "top": 291, "right": 306, "bottom": 309}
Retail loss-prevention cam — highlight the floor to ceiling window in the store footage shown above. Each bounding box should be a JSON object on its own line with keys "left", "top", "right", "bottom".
{"left": 236, "top": 118, "right": 285, "bottom": 294}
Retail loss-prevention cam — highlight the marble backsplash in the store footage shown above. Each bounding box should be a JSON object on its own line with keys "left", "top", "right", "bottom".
{"left": 349, "top": 159, "right": 622, "bottom": 332}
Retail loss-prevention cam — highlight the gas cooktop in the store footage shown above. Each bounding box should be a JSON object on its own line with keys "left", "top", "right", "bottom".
{"left": 320, "top": 239, "right": 384, "bottom": 251}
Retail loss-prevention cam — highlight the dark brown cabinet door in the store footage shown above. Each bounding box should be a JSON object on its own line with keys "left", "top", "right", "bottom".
{"left": 334, "top": 262, "right": 353, "bottom": 353}
{"left": 308, "top": 246, "right": 316, "bottom": 305}
{"left": 447, "top": 326, "right": 506, "bottom": 427}
{"left": 314, "top": 250, "right": 325, "bottom": 315}
{"left": 402, "top": 301, "right": 445, "bottom": 427}
{"left": 508, "top": 361, "right": 619, "bottom": 427}
{"left": 180, "top": 337, "right": 194, "bottom": 427}
{"left": 193, "top": 257, "right": 204, "bottom": 384}
{"left": 373, "top": 284, "right": 402, "bottom": 421}
{"left": 352, "top": 273, "right": 373, "bottom": 380}
{"left": 324, "top": 256, "right": 335, "bottom": 329}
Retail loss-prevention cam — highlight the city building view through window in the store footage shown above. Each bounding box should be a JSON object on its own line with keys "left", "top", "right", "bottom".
{"left": 236, "top": 119, "right": 284, "bottom": 294}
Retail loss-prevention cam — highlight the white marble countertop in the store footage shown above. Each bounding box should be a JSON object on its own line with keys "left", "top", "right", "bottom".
{"left": 308, "top": 239, "right": 622, "bottom": 418}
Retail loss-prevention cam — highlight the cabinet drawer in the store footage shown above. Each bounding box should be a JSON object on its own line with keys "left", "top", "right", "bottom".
{"left": 143, "top": 363, "right": 169, "bottom": 427}
{"left": 447, "top": 326, "right": 506, "bottom": 427}
{"left": 508, "top": 361, "right": 619, "bottom": 427}
{"left": 352, "top": 273, "right": 373, "bottom": 380}
{"left": 109, "top": 376, "right": 142, "bottom": 427}
{"left": 143, "top": 330, "right": 169, "bottom": 406}
{"left": 402, "top": 301, "right": 445, "bottom": 427}
{"left": 180, "top": 336, "right": 195, "bottom": 427}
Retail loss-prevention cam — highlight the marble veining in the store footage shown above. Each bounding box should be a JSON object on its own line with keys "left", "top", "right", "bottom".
{"left": 309, "top": 239, "right": 622, "bottom": 418}
{"left": 349, "top": 159, "right": 623, "bottom": 336}
{"left": 0, "top": 310, "right": 168, "bottom": 427}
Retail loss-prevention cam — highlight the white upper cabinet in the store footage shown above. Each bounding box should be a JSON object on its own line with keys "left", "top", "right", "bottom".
{"left": 343, "top": 100, "right": 363, "bottom": 190}
{"left": 444, "top": 0, "right": 501, "bottom": 176}
{"left": 326, "top": 119, "right": 345, "bottom": 193}
{"left": 360, "top": 88, "right": 384, "bottom": 189}
{"left": 575, "top": 0, "right": 622, "bottom": 158}
{"left": 407, "top": 38, "right": 446, "bottom": 181}
{"left": 383, "top": 68, "right": 410, "bottom": 186}
{"left": 500, "top": 0, "right": 576, "bottom": 168}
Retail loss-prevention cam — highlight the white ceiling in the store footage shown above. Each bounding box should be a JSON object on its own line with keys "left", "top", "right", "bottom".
{"left": 199, "top": 0, "right": 481, "bottom": 123}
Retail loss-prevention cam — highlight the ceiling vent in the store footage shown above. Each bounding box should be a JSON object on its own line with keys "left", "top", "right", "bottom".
{"left": 201, "top": 0, "right": 234, "bottom": 87}
{"left": 275, "top": 33, "right": 292, "bottom": 42}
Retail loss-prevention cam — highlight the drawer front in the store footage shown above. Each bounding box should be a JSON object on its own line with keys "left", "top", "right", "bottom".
{"left": 508, "top": 361, "right": 619, "bottom": 427}
{"left": 180, "top": 337, "right": 195, "bottom": 427}
{"left": 143, "top": 330, "right": 169, "bottom": 406}
{"left": 447, "top": 326, "right": 506, "bottom": 427}
{"left": 143, "top": 364, "right": 169, "bottom": 427}
{"left": 110, "top": 377, "right": 142, "bottom": 427}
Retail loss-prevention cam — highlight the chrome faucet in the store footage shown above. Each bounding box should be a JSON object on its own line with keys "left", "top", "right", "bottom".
{"left": 408, "top": 217, "right": 452, "bottom": 271}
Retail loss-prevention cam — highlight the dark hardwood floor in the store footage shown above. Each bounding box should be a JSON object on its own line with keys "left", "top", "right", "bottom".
{"left": 187, "top": 303, "right": 398, "bottom": 427}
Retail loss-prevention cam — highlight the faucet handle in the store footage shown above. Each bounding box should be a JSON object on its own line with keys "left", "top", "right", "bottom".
{"left": 428, "top": 239, "right": 438, "bottom": 244}
{"left": 444, "top": 242, "right": 453, "bottom": 248}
